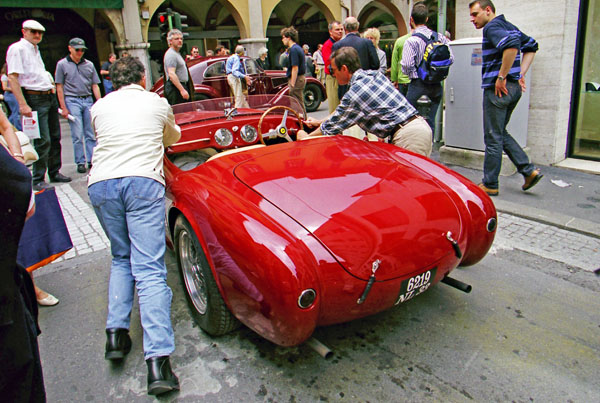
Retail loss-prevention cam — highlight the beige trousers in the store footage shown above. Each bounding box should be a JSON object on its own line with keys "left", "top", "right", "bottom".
{"left": 391, "top": 116, "right": 433, "bottom": 157}
{"left": 326, "top": 74, "right": 339, "bottom": 114}
{"left": 227, "top": 74, "right": 249, "bottom": 108}
{"left": 288, "top": 75, "right": 306, "bottom": 110}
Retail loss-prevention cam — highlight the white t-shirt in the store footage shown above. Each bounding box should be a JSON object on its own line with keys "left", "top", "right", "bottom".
{"left": 6, "top": 38, "right": 53, "bottom": 91}
{"left": 89, "top": 84, "right": 181, "bottom": 187}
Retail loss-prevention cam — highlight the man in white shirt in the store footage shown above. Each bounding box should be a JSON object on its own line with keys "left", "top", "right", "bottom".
{"left": 6, "top": 19, "right": 71, "bottom": 190}
{"left": 88, "top": 56, "right": 181, "bottom": 396}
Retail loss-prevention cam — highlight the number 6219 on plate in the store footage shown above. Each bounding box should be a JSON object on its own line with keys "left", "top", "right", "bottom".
{"left": 395, "top": 268, "right": 437, "bottom": 305}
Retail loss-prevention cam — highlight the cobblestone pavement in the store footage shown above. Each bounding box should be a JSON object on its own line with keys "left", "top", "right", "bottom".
{"left": 48, "top": 183, "right": 599, "bottom": 273}
{"left": 490, "top": 212, "right": 599, "bottom": 272}
{"left": 53, "top": 183, "right": 109, "bottom": 263}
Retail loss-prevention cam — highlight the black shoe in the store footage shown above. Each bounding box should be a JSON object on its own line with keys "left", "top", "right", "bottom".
{"left": 50, "top": 172, "right": 72, "bottom": 183}
{"left": 147, "top": 356, "right": 180, "bottom": 396}
{"left": 77, "top": 164, "right": 87, "bottom": 173}
{"left": 105, "top": 328, "right": 132, "bottom": 360}
{"left": 32, "top": 181, "right": 49, "bottom": 191}
{"left": 87, "top": 162, "right": 93, "bottom": 170}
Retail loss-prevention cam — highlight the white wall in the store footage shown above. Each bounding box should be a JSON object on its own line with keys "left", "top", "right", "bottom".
{"left": 455, "top": 0, "right": 580, "bottom": 164}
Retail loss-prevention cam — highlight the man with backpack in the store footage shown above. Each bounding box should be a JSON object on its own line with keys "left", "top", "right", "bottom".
{"left": 401, "top": 2, "right": 453, "bottom": 129}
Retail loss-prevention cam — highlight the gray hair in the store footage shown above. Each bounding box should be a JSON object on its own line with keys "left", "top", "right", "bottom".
{"left": 167, "top": 29, "right": 183, "bottom": 42}
{"left": 110, "top": 56, "right": 145, "bottom": 90}
{"left": 258, "top": 47, "right": 268, "bottom": 56}
{"left": 344, "top": 17, "right": 359, "bottom": 32}
{"left": 328, "top": 20, "right": 341, "bottom": 30}
{"left": 235, "top": 45, "right": 245, "bottom": 55}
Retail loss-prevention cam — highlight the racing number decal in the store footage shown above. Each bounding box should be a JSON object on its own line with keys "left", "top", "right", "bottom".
{"left": 395, "top": 268, "right": 437, "bottom": 305}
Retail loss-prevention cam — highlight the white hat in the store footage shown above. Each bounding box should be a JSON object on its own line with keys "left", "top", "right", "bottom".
{"left": 22, "top": 20, "right": 46, "bottom": 32}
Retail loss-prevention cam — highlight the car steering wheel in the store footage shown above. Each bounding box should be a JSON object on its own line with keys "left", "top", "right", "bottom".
{"left": 257, "top": 105, "right": 304, "bottom": 144}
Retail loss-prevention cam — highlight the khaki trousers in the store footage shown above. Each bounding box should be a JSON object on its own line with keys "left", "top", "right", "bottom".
{"left": 326, "top": 74, "right": 339, "bottom": 114}
{"left": 391, "top": 116, "right": 432, "bottom": 157}
{"left": 227, "top": 74, "right": 249, "bottom": 108}
{"left": 288, "top": 75, "right": 306, "bottom": 110}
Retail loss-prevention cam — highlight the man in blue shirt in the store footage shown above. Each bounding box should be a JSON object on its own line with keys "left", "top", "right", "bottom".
{"left": 298, "top": 47, "right": 432, "bottom": 157}
{"left": 469, "top": 0, "right": 542, "bottom": 196}
{"left": 225, "top": 45, "right": 251, "bottom": 108}
{"left": 281, "top": 27, "right": 306, "bottom": 109}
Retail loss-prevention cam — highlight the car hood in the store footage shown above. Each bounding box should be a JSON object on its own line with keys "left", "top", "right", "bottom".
{"left": 233, "top": 138, "right": 462, "bottom": 281}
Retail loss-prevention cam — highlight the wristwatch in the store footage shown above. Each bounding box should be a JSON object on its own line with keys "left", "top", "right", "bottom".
{"left": 497, "top": 75, "right": 505, "bottom": 81}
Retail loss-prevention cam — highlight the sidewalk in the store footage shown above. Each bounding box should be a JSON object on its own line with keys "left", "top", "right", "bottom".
{"left": 429, "top": 145, "right": 600, "bottom": 239}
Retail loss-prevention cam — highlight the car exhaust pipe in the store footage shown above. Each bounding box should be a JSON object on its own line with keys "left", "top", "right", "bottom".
{"left": 305, "top": 337, "right": 333, "bottom": 359}
{"left": 441, "top": 276, "right": 472, "bottom": 293}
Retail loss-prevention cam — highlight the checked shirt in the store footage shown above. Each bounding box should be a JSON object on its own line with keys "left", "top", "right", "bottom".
{"left": 320, "top": 69, "right": 417, "bottom": 138}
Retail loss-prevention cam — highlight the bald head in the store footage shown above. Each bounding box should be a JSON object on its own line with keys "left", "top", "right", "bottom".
{"left": 344, "top": 17, "right": 359, "bottom": 33}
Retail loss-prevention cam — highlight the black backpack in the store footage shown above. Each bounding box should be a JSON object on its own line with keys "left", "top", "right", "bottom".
{"left": 413, "top": 32, "right": 452, "bottom": 84}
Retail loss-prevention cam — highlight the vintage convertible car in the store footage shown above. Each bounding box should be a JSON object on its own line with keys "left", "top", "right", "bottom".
{"left": 152, "top": 55, "right": 327, "bottom": 112}
{"left": 164, "top": 95, "right": 497, "bottom": 347}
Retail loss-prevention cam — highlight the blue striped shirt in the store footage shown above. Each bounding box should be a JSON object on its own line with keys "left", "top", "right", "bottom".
{"left": 320, "top": 69, "right": 417, "bottom": 137}
{"left": 481, "top": 15, "right": 538, "bottom": 88}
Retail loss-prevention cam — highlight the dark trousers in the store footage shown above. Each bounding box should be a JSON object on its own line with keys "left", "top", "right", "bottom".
{"left": 482, "top": 81, "right": 534, "bottom": 189}
{"left": 406, "top": 79, "right": 442, "bottom": 129}
{"left": 25, "top": 93, "right": 62, "bottom": 184}
{"left": 165, "top": 80, "right": 188, "bottom": 105}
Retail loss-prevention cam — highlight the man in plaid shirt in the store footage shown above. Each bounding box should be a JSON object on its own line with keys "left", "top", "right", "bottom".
{"left": 299, "top": 47, "right": 432, "bottom": 157}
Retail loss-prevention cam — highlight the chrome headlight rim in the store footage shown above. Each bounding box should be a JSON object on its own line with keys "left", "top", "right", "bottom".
{"left": 214, "top": 128, "right": 233, "bottom": 147}
{"left": 240, "top": 124, "right": 258, "bottom": 143}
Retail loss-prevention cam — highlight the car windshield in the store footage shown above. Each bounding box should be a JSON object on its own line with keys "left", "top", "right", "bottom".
{"left": 171, "top": 94, "right": 305, "bottom": 119}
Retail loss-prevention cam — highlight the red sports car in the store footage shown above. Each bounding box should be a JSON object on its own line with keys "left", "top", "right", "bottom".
{"left": 164, "top": 95, "right": 497, "bottom": 347}
{"left": 152, "top": 56, "right": 327, "bottom": 112}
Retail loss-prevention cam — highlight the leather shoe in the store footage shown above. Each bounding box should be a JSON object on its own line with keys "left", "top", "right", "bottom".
{"left": 522, "top": 169, "right": 543, "bottom": 191}
{"left": 478, "top": 182, "right": 498, "bottom": 196}
{"left": 50, "top": 172, "right": 72, "bottom": 183}
{"left": 147, "top": 356, "right": 180, "bottom": 396}
{"left": 105, "top": 328, "right": 132, "bottom": 360}
{"left": 32, "top": 181, "right": 49, "bottom": 191}
{"left": 77, "top": 164, "right": 87, "bottom": 173}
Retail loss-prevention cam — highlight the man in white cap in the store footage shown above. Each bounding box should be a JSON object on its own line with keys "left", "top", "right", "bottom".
{"left": 6, "top": 20, "right": 71, "bottom": 190}
{"left": 55, "top": 37, "right": 101, "bottom": 174}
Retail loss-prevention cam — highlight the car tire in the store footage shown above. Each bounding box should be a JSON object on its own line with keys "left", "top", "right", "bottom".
{"left": 303, "top": 83, "right": 322, "bottom": 112}
{"left": 174, "top": 215, "right": 239, "bottom": 336}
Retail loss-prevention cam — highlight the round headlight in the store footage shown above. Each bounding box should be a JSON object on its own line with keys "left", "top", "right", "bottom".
{"left": 240, "top": 125, "right": 258, "bottom": 143}
{"left": 214, "top": 128, "right": 233, "bottom": 147}
{"left": 487, "top": 217, "right": 497, "bottom": 232}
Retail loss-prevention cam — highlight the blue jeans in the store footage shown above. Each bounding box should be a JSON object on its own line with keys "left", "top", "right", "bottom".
{"left": 24, "top": 93, "right": 62, "bottom": 183}
{"left": 65, "top": 96, "right": 96, "bottom": 165}
{"left": 482, "top": 81, "right": 534, "bottom": 189}
{"left": 102, "top": 79, "right": 113, "bottom": 94}
{"left": 88, "top": 177, "right": 175, "bottom": 359}
{"left": 3, "top": 91, "right": 22, "bottom": 130}
{"left": 406, "top": 79, "right": 443, "bottom": 129}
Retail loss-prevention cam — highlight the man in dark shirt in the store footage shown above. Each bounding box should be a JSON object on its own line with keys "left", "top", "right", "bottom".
{"left": 55, "top": 37, "right": 102, "bottom": 174}
{"left": 100, "top": 53, "right": 116, "bottom": 94}
{"left": 469, "top": 0, "right": 542, "bottom": 196}
{"left": 331, "top": 16, "right": 380, "bottom": 99}
{"left": 281, "top": 26, "right": 306, "bottom": 109}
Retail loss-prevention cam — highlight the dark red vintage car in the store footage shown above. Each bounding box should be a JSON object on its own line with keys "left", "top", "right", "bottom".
{"left": 152, "top": 56, "right": 327, "bottom": 112}
{"left": 164, "top": 95, "right": 497, "bottom": 347}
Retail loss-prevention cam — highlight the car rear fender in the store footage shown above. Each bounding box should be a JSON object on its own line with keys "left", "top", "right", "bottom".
{"left": 170, "top": 174, "right": 334, "bottom": 346}
{"left": 377, "top": 144, "right": 497, "bottom": 267}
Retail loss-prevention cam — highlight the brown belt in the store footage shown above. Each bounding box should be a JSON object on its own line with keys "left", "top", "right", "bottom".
{"left": 389, "top": 114, "right": 420, "bottom": 136}
{"left": 24, "top": 89, "right": 53, "bottom": 95}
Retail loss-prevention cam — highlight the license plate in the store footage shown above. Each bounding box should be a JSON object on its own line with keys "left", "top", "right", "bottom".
{"left": 395, "top": 268, "right": 437, "bottom": 305}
